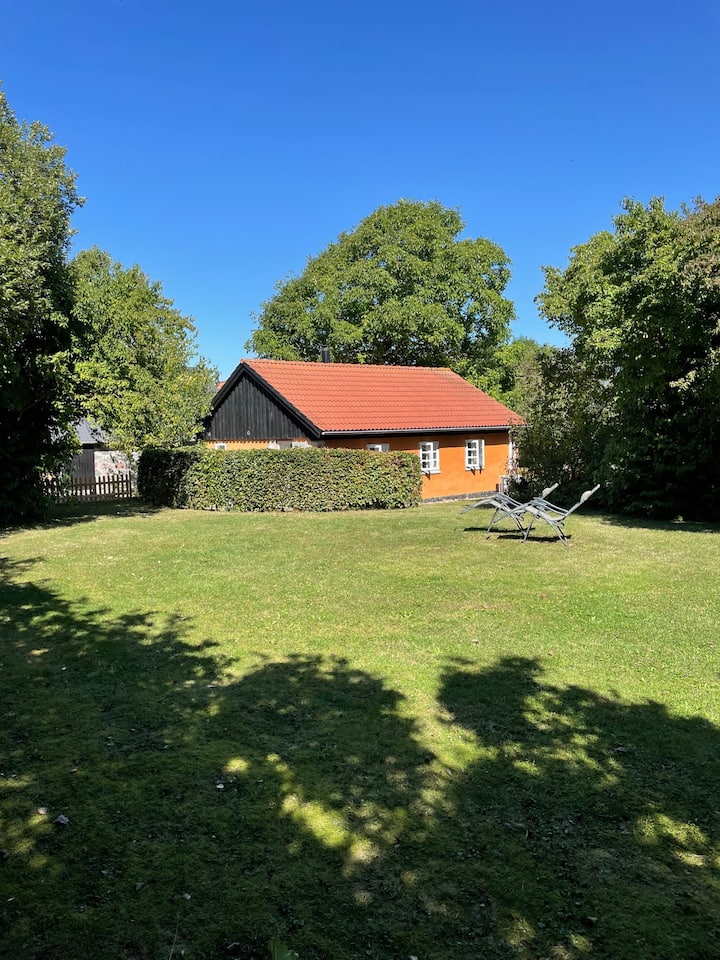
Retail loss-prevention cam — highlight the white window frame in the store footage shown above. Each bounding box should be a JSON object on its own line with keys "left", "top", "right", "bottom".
{"left": 419, "top": 441, "right": 440, "bottom": 474}
{"left": 465, "top": 438, "right": 485, "bottom": 471}
{"left": 366, "top": 443, "right": 390, "bottom": 452}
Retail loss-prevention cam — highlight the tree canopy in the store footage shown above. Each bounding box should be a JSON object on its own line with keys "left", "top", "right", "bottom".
{"left": 476, "top": 336, "right": 550, "bottom": 419}
{"left": 524, "top": 196, "right": 720, "bottom": 519}
{"left": 0, "top": 88, "right": 218, "bottom": 522}
{"left": 247, "top": 200, "right": 515, "bottom": 381}
{"left": 71, "top": 247, "right": 217, "bottom": 454}
{"left": 0, "top": 88, "right": 85, "bottom": 521}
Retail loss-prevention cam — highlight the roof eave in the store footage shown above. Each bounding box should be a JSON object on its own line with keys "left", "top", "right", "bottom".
{"left": 320, "top": 424, "right": 515, "bottom": 437}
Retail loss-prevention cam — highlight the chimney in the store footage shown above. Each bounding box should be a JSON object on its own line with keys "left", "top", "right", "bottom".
{"left": 321, "top": 346, "right": 331, "bottom": 363}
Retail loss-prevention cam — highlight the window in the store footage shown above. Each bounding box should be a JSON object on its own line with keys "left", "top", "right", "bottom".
{"left": 465, "top": 439, "right": 485, "bottom": 470}
{"left": 419, "top": 441, "right": 440, "bottom": 473}
{"left": 214, "top": 443, "right": 227, "bottom": 451}
{"left": 366, "top": 443, "right": 390, "bottom": 452}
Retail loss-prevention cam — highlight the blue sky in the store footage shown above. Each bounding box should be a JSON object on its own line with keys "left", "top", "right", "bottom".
{"left": 3, "top": 0, "right": 719, "bottom": 378}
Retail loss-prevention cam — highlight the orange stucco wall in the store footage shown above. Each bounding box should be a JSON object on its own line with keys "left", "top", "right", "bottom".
{"left": 206, "top": 433, "right": 511, "bottom": 500}
{"left": 325, "top": 433, "right": 510, "bottom": 499}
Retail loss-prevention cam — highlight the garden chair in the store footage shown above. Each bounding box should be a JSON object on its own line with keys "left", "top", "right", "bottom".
{"left": 520, "top": 484, "right": 600, "bottom": 545}
{"left": 460, "top": 484, "right": 560, "bottom": 537}
{"left": 459, "top": 482, "right": 558, "bottom": 516}
{"left": 482, "top": 484, "right": 564, "bottom": 538}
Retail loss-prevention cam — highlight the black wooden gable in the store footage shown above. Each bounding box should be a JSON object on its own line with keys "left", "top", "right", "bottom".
{"left": 206, "top": 366, "right": 319, "bottom": 442}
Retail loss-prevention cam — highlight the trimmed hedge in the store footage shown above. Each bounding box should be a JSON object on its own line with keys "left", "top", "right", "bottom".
{"left": 138, "top": 446, "right": 422, "bottom": 511}
{"left": 136, "top": 447, "right": 204, "bottom": 508}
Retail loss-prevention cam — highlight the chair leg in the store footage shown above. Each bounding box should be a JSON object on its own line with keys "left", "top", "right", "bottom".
{"left": 522, "top": 515, "right": 536, "bottom": 542}
{"left": 523, "top": 514, "right": 571, "bottom": 545}
{"left": 487, "top": 510, "right": 525, "bottom": 539}
{"left": 545, "top": 518, "right": 569, "bottom": 545}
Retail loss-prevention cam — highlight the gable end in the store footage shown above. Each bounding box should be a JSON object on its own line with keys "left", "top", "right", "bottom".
{"left": 206, "top": 370, "right": 319, "bottom": 442}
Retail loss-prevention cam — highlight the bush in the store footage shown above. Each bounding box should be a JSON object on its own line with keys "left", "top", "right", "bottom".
{"left": 137, "top": 447, "right": 422, "bottom": 512}
{"left": 137, "top": 447, "right": 204, "bottom": 507}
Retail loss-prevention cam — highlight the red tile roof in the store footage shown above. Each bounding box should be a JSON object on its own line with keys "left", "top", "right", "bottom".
{"left": 240, "top": 359, "right": 521, "bottom": 433}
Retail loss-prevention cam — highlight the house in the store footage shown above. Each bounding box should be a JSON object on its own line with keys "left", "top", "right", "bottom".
{"left": 205, "top": 359, "right": 523, "bottom": 500}
{"left": 70, "top": 419, "right": 106, "bottom": 481}
{"left": 69, "top": 419, "right": 132, "bottom": 482}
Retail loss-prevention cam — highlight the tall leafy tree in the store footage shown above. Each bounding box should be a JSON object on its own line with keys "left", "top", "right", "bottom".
{"left": 248, "top": 200, "right": 515, "bottom": 381}
{"left": 478, "top": 336, "right": 550, "bottom": 418}
{"left": 0, "top": 89, "right": 85, "bottom": 522}
{"left": 510, "top": 346, "right": 610, "bottom": 501}
{"left": 532, "top": 196, "right": 720, "bottom": 519}
{"left": 72, "top": 247, "right": 217, "bottom": 453}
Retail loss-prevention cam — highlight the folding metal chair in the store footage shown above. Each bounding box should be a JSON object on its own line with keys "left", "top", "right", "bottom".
{"left": 521, "top": 484, "right": 600, "bottom": 545}
{"left": 460, "top": 492, "right": 525, "bottom": 532}
{"left": 484, "top": 485, "right": 566, "bottom": 538}
{"left": 460, "top": 484, "right": 560, "bottom": 538}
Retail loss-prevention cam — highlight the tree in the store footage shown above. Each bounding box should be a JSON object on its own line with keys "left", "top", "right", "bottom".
{"left": 477, "top": 336, "right": 550, "bottom": 419}
{"left": 71, "top": 247, "right": 217, "bottom": 453}
{"left": 510, "top": 346, "right": 611, "bottom": 501}
{"left": 531, "top": 196, "right": 720, "bottom": 519}
{"left": 0, "top": 88, "right": 85, "bottom": 522}
{"left": 247, "top": 200, "right": 515, "bottom": 380}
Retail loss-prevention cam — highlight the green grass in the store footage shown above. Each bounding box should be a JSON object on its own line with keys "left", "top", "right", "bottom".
{"left": 1, "top": 501, "right": 719, "bottom": 960}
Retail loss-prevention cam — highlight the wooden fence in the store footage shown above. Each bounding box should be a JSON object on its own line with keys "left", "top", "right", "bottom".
{"left": 45, "top": 474, "right": 135, "bottom": 503}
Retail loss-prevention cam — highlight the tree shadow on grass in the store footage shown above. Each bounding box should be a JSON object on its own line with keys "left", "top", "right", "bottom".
{"left": 0, "top": 558, "right": 228, "bottom": 958}
{"left": 436, "top": 656, "right": 720, "bottom": 959}
{"left": 1, "top": 560, "right": 437, "bottom": 959}
{"left": 1, "top": 559, "right": 719, "bottom": 959}
{"left": 597, "top": 513, "right": 720, "bottom": 535}
{"left": 1, "top": 498, "right": 161, "bottom": 536}
{"left": 46, "top": 498, "right": 161, "bottom": 527}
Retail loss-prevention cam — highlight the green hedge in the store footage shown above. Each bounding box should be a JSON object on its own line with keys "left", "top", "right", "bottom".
{"left": 138, "top": 446, "right": 422, "bottom": 511}
{"left": 136, "top": 447, "right": 204, "bottom": 507}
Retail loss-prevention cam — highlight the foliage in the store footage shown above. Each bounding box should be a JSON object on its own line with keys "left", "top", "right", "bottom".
{"left": 478, "top": 336, "right": 550, "bottom": 419}
{"left": 71, "top": 247, "right": 217, "bottom": 454}
{"left": 136, "top": 446, "right": 204, "bottom": 507}
{"left": 269, "top": 939, "right": 299, "bottom": 960}
{"left": 530, "top": 196, "right": 720, "bottom": 519}
{"left": 0, "top": 88, "right": 85, "bottom": 522}
{"left": 1, "top": 505, "right": 719, "bottom": 959}
{"left": 138, "top": 446, "right": 423, "bottom": 511}
{"left": 247, "top": 199, "right": 515, "bottom": 382}
{"left": 510, "top": 346, "right": 610, "bottom": 504}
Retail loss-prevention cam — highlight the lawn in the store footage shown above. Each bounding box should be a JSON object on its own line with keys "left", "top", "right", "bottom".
{"left": 1, "top": 502, "right": 719, "bottom": 960}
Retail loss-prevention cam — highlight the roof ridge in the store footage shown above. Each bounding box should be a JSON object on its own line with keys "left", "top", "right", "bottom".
{"left": 245, "top": 357, "right": 455, "bottom": 373}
